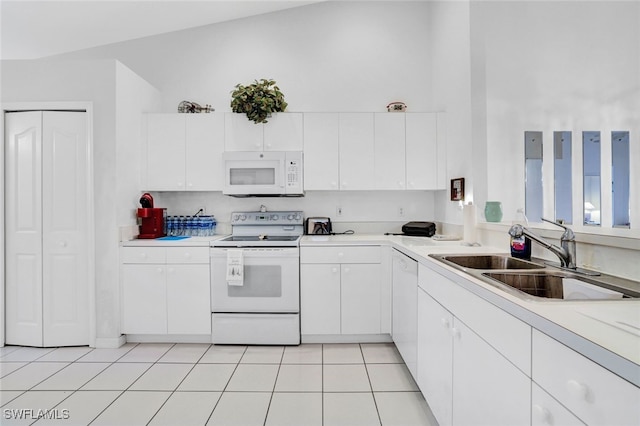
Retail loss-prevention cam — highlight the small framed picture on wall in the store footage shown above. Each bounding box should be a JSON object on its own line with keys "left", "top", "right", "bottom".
{"left": 451, "top": 177, "right": 465, "bottom": 201}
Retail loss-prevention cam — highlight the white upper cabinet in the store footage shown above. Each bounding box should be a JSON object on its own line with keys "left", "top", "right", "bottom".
{"left": 375, "top": 113, "right": 406, "bottom": 189}
{"left": 224, "top": 113, "right": 303, "bottom": 151}
{"left": 303, "top": 113, "right": 340, "bottom": 190}
{"left": 185, "top": 115, "right": 225, "bottom": 190}
{"left": 144, "top": 113, "right": 224, "bottom": 191}
{"left": 406, "top": 112, "right": 440, "bottom": 190}
{"left": 339, "top": 113, "right": 375, "bottom": 190}
{"left": 302, "top": 112, "right": 446, "bottom": 192}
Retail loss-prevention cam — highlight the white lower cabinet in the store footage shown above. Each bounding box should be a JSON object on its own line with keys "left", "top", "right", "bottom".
{"left": 452, "top": 318, "right": 530, "bottom": 426}
{"left": 532, "top": 329, "right": 640, "bottom": 426}
{"left": 532, "top": 383, "right": 584, "bottom": 426}
{"left": 417, "top": 289, "right": 453, "bottom": 425}
{"left": 300, "top": 246, "right": 388, "bottom": 338}
{"left": 121, "top": 246, "right": 211, "bottom": 335}
{"left": 417, "top": 262, "right": 531, "bottom": 426}
{"left": 392, "top": 250, "right": 419, "bottom": 378}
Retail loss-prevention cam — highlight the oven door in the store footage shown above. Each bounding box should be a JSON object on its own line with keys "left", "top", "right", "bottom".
{"left": 210, "top": 247, "right": 299, "bottom": 313}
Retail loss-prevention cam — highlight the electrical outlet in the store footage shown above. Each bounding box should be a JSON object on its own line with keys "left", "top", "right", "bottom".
{"left": 398, "top": 207, "right": 405, "bottom": 217}
{"left": 336, "top": 206, "right": 343, "bottom": 217}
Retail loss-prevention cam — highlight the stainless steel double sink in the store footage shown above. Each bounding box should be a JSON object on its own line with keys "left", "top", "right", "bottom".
{"left": 429, "top": 254, "right": 640, "bottom": 302}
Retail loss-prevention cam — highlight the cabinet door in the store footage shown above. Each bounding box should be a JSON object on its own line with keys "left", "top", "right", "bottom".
{"left": 375, "top": 113, "right": 406, "bottom": 190}
{"left": 341, "top": 264, "right": 381, "bottom": 334}
{"left": 417, "top": 289, "right": 453, "bottom": 426}
{"left": 532, "top": 383, "right": 583, "bottom": 426}
{"left": 452, "top": 319, "right": 530, "bottom": 426}
{"left": 185, "top": 114, "right": 225, "bottom": 190}
{"left": 145, "top": 114, "right": 186, "bottom": 190}
{"left": 405, "top": 113, "right": 438, "bottom": 190}
{"left": 224, "top": 113, "right": 263, "bottom": 151}
{"left": 392, "top": 251, "right": 418, "bottom": 378}
{"left": 339, "top": 113, "right": 374, "bottom": 190}
{"left": 166, "top": 264, "right": 211, "bottom": 334}
{"left": 264, "top": 113, "right": 303, "bottom": 151}
{"left": 533, "top": 330, "right": 640, "bottom": 426}
{"left": 121, "top": 265, "right": 167, "bottom": 334}
{"left": 300, "top": 264, "right": 341, "bottom": 335}
{"left": 303, "top": 113, "right": 340, "bottom": 190}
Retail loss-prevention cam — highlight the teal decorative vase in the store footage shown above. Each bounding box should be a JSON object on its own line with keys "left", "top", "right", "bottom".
{"left": 484, "top": 201, "right": 503, "bottom": 222}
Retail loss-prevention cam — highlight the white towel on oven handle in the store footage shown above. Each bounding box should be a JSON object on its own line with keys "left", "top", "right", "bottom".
{"left": 226, "top": 249, "right": 244, "bottom": 286}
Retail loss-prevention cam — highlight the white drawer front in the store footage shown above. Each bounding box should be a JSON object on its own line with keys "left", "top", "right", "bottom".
{"left": 166, "top": 247, "right": 209, "bottom": 264}
{"left": 300, "top": 246, "right": 381, "bottom": 264}
{"left": 532, "top": 330, "right": 640, "bottom": 426}
{"left": 121, "top": 247, "right": 166, "bottom": 264}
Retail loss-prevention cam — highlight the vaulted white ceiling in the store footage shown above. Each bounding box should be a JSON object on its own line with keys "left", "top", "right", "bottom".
{"left": 0, "top": 1, "right": 322, "bottom": 60}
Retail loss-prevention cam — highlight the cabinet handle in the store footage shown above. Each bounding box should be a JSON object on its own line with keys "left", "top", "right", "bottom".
{"left": 398, "top": 181, "right": 404, "bottom": 187}
{"left": 344, "top": 267, "right": 350, "bottom": 274}
{"left": 168, "top": 267, "right": 174, "bottom": 274}
{"left": 342, "top": 181, "right": 347, "bottom": 188}
{"left": 440, "top": 318, "right": 450, "bottom": 329}
{"left": 140, "top": 253, "right": 147, "bottom": 258}
{"left": 451, "top": 327, "right": 461, "bottom": 339}
{"left": 266, "top": 143, "right": 272, "bottom": 149}
{"left": 187, "top": 182, "right": 193, "bottom": 188}
{"left": 59, "top": 241, "right": 67, "bottom": 248}
{"left": 566, "top": 379, "right": 590, "bottom": 402}
{"left": 184, "top": 252, "right": 191, "bottom": 258}
{"left": 338, "top": 252, "right": 344, "bottom": 257}
{"left": 157, "top": 267, "right": 163, "bottom": 274}
{"left": 332, "top": 267, "right": 338, "bottom": 273}
{"left": 331, "top": 181, "right": 337, "bottom": 188}
{"left": 256, "top": 143, "right": 261, "bottom": 149}
{"left": 532, "top": 405, "right": 551, "bottom": 424}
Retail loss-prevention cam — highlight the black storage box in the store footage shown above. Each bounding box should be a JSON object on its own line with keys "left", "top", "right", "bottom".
{"left": 401, "top": 221, "right": 436, "bottom": 237}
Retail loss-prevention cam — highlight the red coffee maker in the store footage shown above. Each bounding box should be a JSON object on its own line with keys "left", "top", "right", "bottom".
{"left": 137, "top": 193, "right": 166, "bottom": 239}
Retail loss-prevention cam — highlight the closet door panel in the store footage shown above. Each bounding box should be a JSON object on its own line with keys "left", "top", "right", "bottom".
{"left": 41, "top": 111, "right": 89, "bottom": 346}
{"left": 5, "top": 111, "right": 44, "bottom": 346}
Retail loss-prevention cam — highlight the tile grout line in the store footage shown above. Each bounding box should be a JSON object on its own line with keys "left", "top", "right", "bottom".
{"left": 204, "top": 345, "right": 248, "bottom": 425}
{"left": 360, "top": 343, "right": 384, "bottom": 426}
{"left": 87, "top": 342, "right": 174, "bottom": 425}
{"left": 145, "top": 343, "right": 212, "bottom": 426}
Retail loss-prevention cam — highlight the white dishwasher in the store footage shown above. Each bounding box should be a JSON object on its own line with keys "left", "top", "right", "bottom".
{"left": 392, "top": 249, "right": 419, "bottom": 379}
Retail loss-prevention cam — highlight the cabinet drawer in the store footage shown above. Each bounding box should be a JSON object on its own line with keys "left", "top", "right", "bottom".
{"left": 532, "top": 330, "right": 640, "bottom": 426}
{"left": 300, "top": 246, "right": 381, "bottom": 264}
{"left": 166, "top": 247, "right": 209, "bottom": 264}
{"left": 121, "top": 247, "right": 166, "bottom": 264}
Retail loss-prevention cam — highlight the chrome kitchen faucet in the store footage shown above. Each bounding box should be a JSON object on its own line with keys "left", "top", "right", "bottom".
{"left": 508, "top": 218, "right": 576, "bottom": 269}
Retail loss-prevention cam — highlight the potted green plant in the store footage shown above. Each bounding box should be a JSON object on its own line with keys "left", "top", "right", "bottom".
{"left": 230, "top": 79, "right": 288, "bottom": 124}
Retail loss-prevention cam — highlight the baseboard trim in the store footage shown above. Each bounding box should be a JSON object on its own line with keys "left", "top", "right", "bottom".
{"left": 301, "top": 334, "right": 393, "bottom": 344}
{"left": 94, "top": 335, "right": 127, "bottom": 349}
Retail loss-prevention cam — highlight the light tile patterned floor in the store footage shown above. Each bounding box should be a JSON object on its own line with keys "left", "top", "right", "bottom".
{"left": 0, "top": 343, "right": 438, "bottom": 426}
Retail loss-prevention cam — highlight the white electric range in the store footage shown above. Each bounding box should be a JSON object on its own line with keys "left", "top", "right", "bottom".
{"left": 210, "top": 210, "right": 303, "bottom": 345}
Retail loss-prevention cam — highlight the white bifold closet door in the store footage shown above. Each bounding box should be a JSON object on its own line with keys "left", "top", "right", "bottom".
{"left": 5, "top": 111, "right": 89, "bottom": 347}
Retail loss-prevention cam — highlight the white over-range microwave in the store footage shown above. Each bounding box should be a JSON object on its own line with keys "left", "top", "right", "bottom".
{"left": 222, "top": 151, "right": 304, "bottom": 197}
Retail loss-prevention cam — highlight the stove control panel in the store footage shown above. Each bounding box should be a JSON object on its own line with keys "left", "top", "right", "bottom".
{"left": 231, "top": 211, "right": 303, "bottom": 226}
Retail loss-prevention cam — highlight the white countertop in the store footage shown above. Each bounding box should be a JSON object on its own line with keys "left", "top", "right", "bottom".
{"left": 302, "top": 233, "right": 640, "bottom": 385}
{"left": 121, "top": 235, "right": 227, "bottom": 247}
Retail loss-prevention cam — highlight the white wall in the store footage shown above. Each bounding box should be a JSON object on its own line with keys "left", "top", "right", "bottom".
{"left": 115, "top": 62, "right": 162, "bottom": 226}
{"left": 152, "top": 190, "right": 435, "bottom": 235}
{"left": 1, "top": 59, "right": 160, "bottom": 344}
{"left": 472, "top": 1, "right": 640, "bottom": 231}
{"left": 57, "top": 1, "right": 442, "bottom": 228}
{"left": 57, "top": 2, "right": 434, "bottom": 114}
